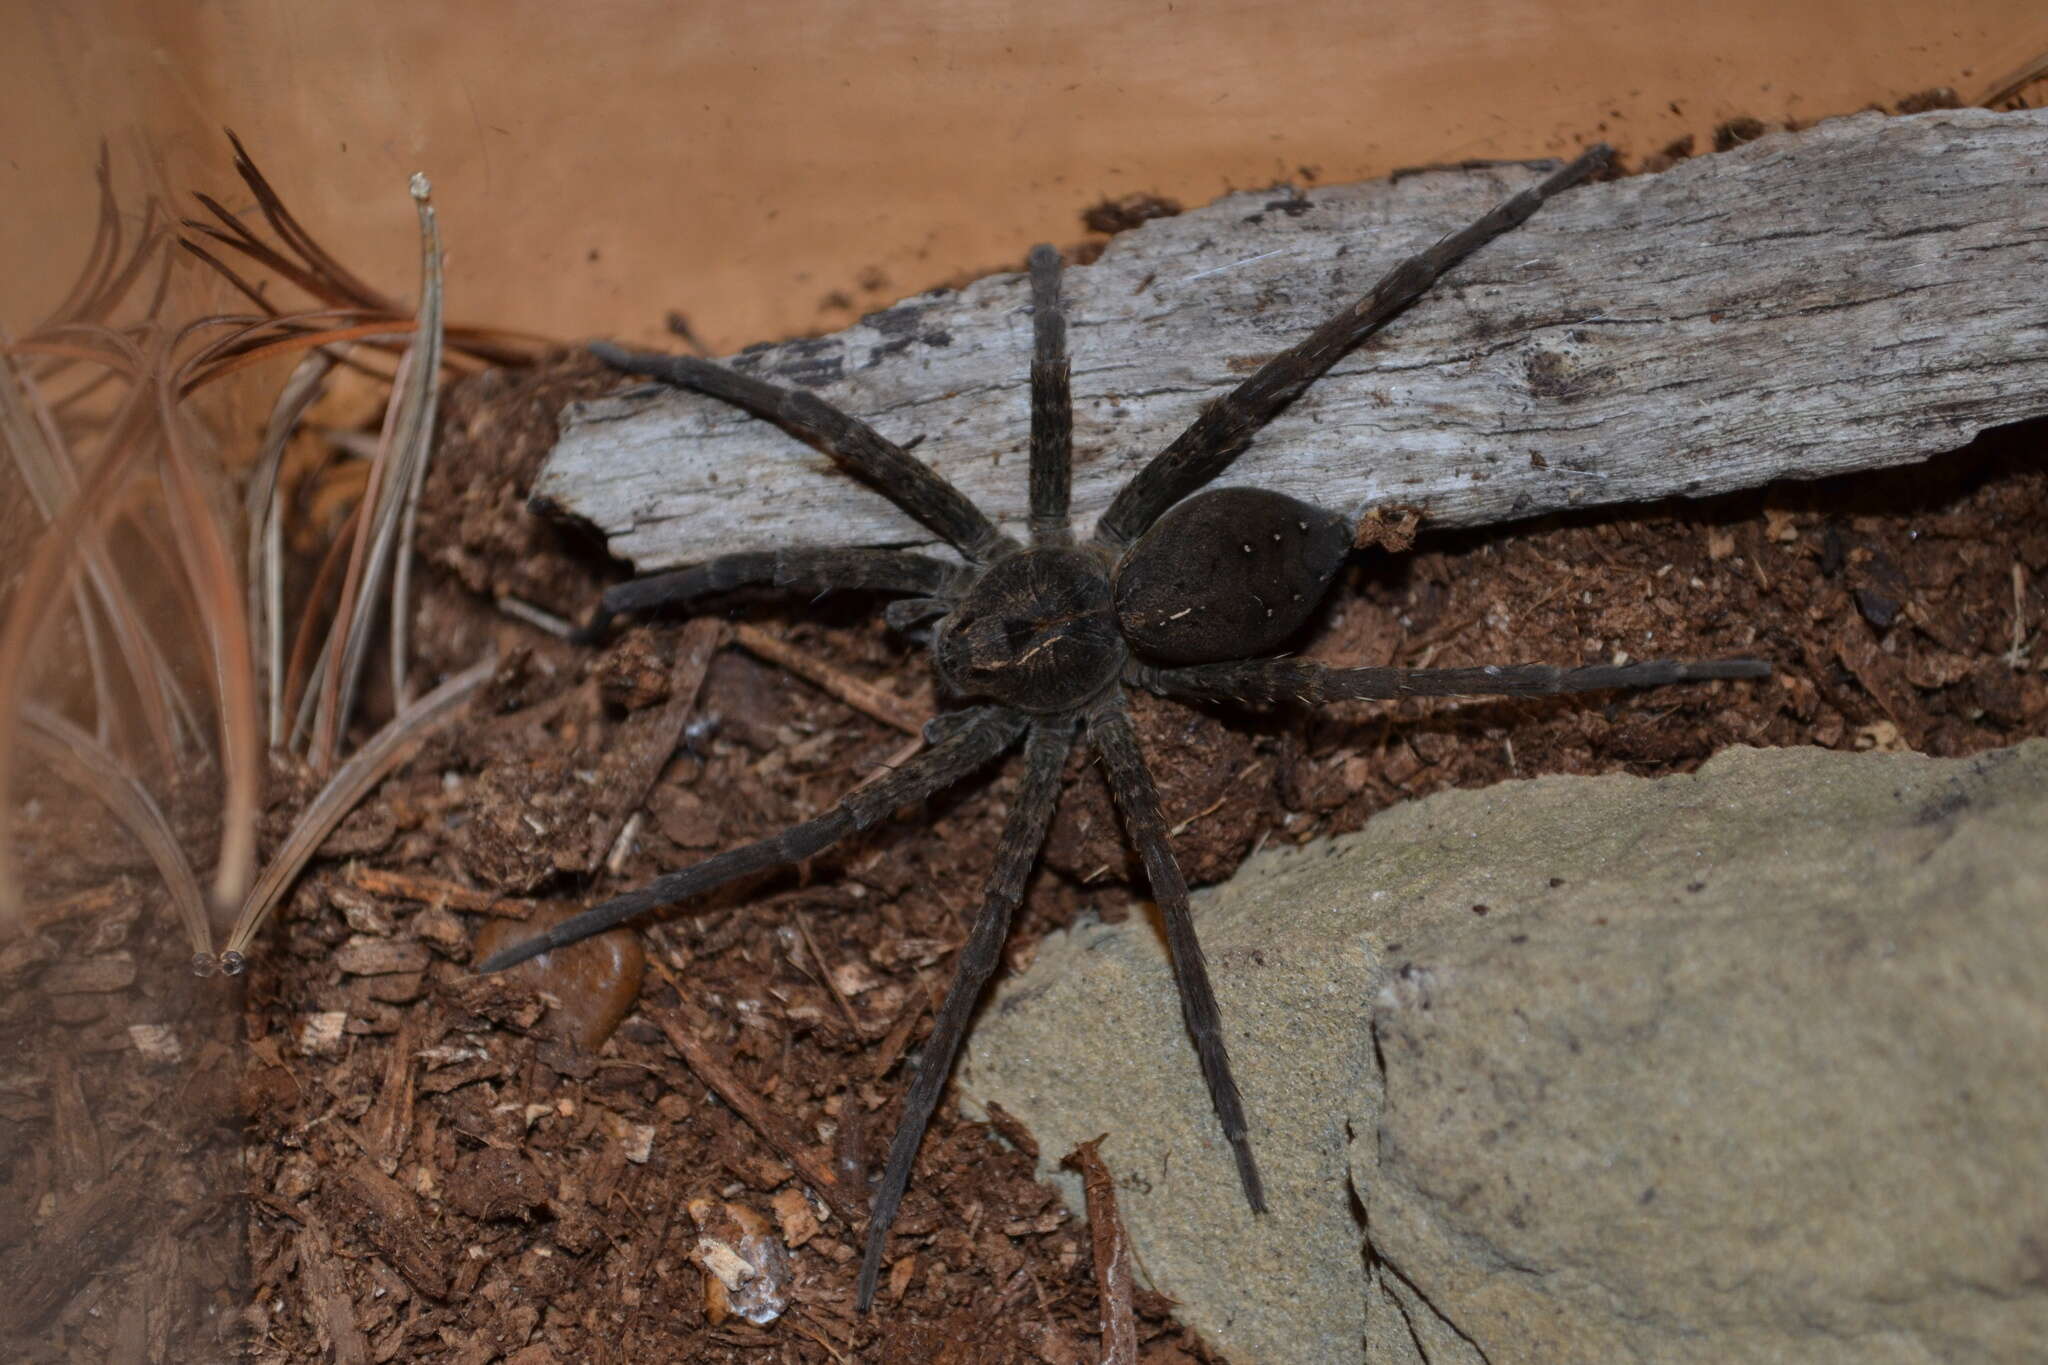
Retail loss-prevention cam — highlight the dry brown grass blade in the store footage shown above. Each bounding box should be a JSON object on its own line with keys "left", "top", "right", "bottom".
{"left": 6, "top": 141, "right": 539, "bottom": 973}
{"left": 25, "top": 145, "right": 165, "bottom": 352}
{"left": 182, "top": 134, "right": 544, "bottom": 371}
{"left": 222, "top": 655, "right": 493, "bottom": 961}
{"left": 171, "top": 301, "right": 402, "bottom": 382}
{"left": 73, "top": 205, "right": 167, "bottom": 336}
{"left": 177, "top": 232, "right": 344, "bottom": 319}
{"left": 309, "top": 352, "right": 402, "bottom": 767}
{"left": 314, "top": 177, "right": 446, "bottom": 767}
{"left": 247, "top": 351, "right": 340, "bottom": 743}
{"left": 2, "top": 335, "right": 194, "bottom": 765}
{"left": 6, "top": 331, "right": 142, "bottom": 376}
{"left": 387, "top": 178, "right": 446, "bottom": 709}
{"left": 279, "top": 500, "right": 362, "bottom": 744}
{"left": 180, "top": 318, "right": 418, "bottom": 394}
{"left": 152, "top": 369, "right": 261, "bottom": 915}
{"left": 40, "top": 144, "right": 123, "bottom": 329}
{"left": 0, "top": 422, "right": 162, "bottom": 929}
{"left": 1063, "top": 1136, "right": 1139, "bottom": 1365}
{"left": 64, "top": 581, "right": 117, "bottom": 747}
{"left": 176, "top": 236, "right": 532, "bottom": 380}
{"left": 26, "top": 159, "right": 170, "bottom": 399}
{"left": 223, "top": 129, "right": 397, "bottom": 313}
{"left": 18, "top": 704, "right": 210, "bottom": 958}
{"left": 185, "top": 206, "right": 365, "bottom": 315}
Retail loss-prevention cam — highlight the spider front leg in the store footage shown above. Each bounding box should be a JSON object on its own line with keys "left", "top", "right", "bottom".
{"left": 574, "top": 546, "right": 960, "bottom": 640}
{"left": 474, "top": 707, "right": 1027, "bottom": 972}
{"left": 1130, "top": 654, "right": 1771, "bottom": 707}
{"left": 1094, "top": 144, "right": 1612, "bottom": 551}
{"left": 856, "top": 717, "right": 1075, "bottom": 1311}
{"left": 1088, "top": 689, "right": 1267, "bottom": 1212}
{"left": 1027, "top": 244, "right": 1073, "bottom": 547}
{"left": 591, "top": 341, "right": 1016, "bottom": 562}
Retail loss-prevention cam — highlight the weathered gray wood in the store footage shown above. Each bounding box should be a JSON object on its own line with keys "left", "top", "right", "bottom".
{"left": 538, "top": 109, "right": 2048, "bottom": 571}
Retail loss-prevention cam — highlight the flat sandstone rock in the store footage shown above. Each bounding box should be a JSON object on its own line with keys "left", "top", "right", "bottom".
{"left": 960, "top": 740, "right": 2048, "bottom": 1363}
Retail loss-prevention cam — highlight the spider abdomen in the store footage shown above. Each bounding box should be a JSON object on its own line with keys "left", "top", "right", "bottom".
{"left": 1114, "top": 487, "right": 1352, "bottom": 665}
{"left": 933, "top": 546, "right": 1126, "bottom": 712}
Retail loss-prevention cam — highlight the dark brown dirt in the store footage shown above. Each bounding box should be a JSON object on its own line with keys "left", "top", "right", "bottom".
{"left": 219, "top": 330, "right": 2048, "bottom": 1361}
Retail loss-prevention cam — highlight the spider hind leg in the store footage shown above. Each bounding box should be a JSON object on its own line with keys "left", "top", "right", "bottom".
{"left": 856, "top": 718, "right": 1075, "bottom": 1311}
{"left": 578, "top": 546, "right": 959, "bottom": 640}
{"left": 1132, "top": 655, "right": 1772, "bottom": 707}
{"left": 1089, "top": 690, "right": 1268, "bottom": 1213}
{"left": 473, "top": 707, "right": 1026, "bottom": 973}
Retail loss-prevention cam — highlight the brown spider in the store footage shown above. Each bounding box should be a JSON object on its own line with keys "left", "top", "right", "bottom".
{"left": 479, "top": 144, "right": 1768, "bottom": 1310}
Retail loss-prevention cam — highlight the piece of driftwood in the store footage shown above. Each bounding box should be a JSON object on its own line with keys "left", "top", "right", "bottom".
{"left": 538, "top": 109, "right": 2048, "bottom": 571}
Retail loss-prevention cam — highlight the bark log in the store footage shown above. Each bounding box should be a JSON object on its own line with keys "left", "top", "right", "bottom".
{"left": 537, "top": 108, "right": 2048, "bottom": 570}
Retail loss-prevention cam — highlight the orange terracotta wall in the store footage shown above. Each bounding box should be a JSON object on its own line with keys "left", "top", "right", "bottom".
{"left": 4, "top": 1, "right": 2042, "bottom": 351}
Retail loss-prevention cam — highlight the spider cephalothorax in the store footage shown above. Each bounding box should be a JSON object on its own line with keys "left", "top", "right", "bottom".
{"left": 480, "top": 144, "right": 1769, "bottom": 1309}
{"left": 934, "top": 546, "right": 1124, "bottom": 711}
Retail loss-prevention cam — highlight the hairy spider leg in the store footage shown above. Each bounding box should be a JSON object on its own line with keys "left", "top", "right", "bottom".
{"left": 1131, "top": 656, "right": 1773, "bottom": 706}
{"left": 1027, "top": 245, "right": 1074, "bottom": 546}
{"left": 1088, "top": 690, "right": 1267, "bottom": 1213}
{"left": 590, "top": 340, "right": 1018, "bottom": 563}
{"left": 1094, "top": 144, "right": 1613, "bottom": 551}
{"left": 856, "top": 717, "right": 1076, "bottom": 1310}
{"left": 473, "top": 707, "right": 1027, "bottom": 972}
{"left": 574, "top": 547, "right": 957, "bottom": 640}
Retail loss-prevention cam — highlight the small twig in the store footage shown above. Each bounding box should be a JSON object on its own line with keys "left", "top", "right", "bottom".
{"left": 784, "top": 1311, "right": 849, "bottom": 1364}
{"left": 343, "top": 865, "right": 531, "bottom": 917}
{"left": 589, "top": 616, "right": 724, "bottom": 866}
{"left": 1976, "top": 49, "right": 2048, "bottom": 108}
{"left": 983, "top": 1100, "right": 1039, "bottom": 1162}
{"left": 846, "top": 731, "right": 929, "bottom": 798}
{"left": 645, "top": 956, "right": 868, "bottom": 1226}
{"left": 871, "top": 986, "right": 931, "bottom": 1080}
{"left": 1169, "top": 758, "right": 1266, "bottom": 837}
{"left": 732, "top": 622, "right": 930, "bottom": 735}
{"left": 605, "top": 810, "right": 645, "bottom": 876}
{"left": 22, "top": 879, "right": 133, "bottom": 932}
{"left": 663, "top": 310, "right": 713, "bottom": 358}
{"left": 1063, "top": 1136, "right": 1138, "bottom": 1365}
{"left": 495, "top": 593, "right": 580, "bottom": 640}
{"left": 797, "top": 913, "right": 865, "bottom": 1036}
